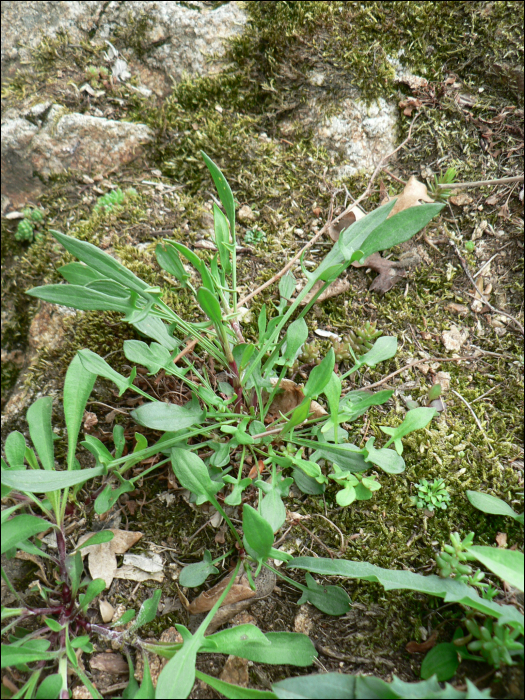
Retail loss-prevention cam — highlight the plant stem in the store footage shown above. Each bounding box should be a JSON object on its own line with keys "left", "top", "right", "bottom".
{"left": 437, "top": 175, "right": 523, "bottom": 189}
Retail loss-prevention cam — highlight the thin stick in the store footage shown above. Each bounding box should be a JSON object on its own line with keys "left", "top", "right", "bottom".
{"left": 238, "top": 115, "right": 420, "bottom": 308}
{"left": 451, "top": 242, "right": 524, "bottom": 335}
{"left": 473, "top": 242, "right": 512, "bottom": 279}
{"left": 171, "top": 337, "right": 200, "bottom": 365}
{"left": 350, "top": 355, "right": 480, "bottom": 393}
{"left": 451, "top": 389, "right": 490, "bottom": 444}
{"left": 437, "top": 175, "right": 524, "bottom": 189}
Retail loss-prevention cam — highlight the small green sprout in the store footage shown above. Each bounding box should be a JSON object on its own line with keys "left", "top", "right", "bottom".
{"left": 435, "top": 532, "right": 490, "bottom": 593}
{"left": 464, "top": 240, "right": 476, "bottom": 252}
{"left": 411, "top": 477, "right": 450, "bottom": 511}
{"left": 428, "top": 167, "right": 457, "bottom": 202}
{"left": 464, "top": 618, "right": 523, "bottom": 668}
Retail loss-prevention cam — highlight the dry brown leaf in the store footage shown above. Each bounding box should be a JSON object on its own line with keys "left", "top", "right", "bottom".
{"left": 264, "top": 378, "right": 327, "bottom": 419}
{"left": 90, "top": 652, "right": 128, "bottom": 675}
{"left": 406, "top": 630, "right": 439, "bottom": 654}
{"left": 398, "top": 98, "right": 422, "bottom": 116}
{"left": 83, "top": 411, "right": 98, "bottom": 431}
{"left": 15, "top": 551, "right": 51, "bottom": 585}
{"left": 442, "top": 325, "right": 469, "bottom": 352}
{"left": 352, "top": 251, "right": 421, "bottom": 294}
{"left": 450, "top": 193, "right": 473, "bottom": 206}
{"left": 77, "top": 529, "right": 143, "bottom": 588}
{"left": 495, "top": 532, "right": 508, "bottom": 548}
{"left": 445, "top": 303, "right": 469, "bottom": 316}
{"left": 327, "top": 206, "right": 366, "bottom": 242}
{"left": 299, "top": 278, "right": 351, "bottom": 306}
{"left": 187, "top": 569, "right": 257, "bottom": 614}
{"left": 386, "top": 176, "right": 434, "bottom": 218}
{"left": 99, "top": 599, "right": 115, "bottom": 623}
{"left": 471, "top": 276, "right": 492, "bottom": 313}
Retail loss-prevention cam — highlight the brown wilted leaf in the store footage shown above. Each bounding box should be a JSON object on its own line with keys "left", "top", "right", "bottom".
{"left": 445, "top": 303, "right": 469, "bottom": 316}
{"left": 442, "top": 325, "right": 469, "bottom": 352}
{"left": 386, "top": 176, "right": 434, "bottom": 217}
{"left": 352, "top": 251, "right": 421, "bottom": 293}
{"left": 399, "top": 98, "right": 422, "bottom": 116}
{"left": 90, "top": 652, "right": 128, "bottom": 675}
{"left": 327, "top": 206, "right": 366, "bottom": 242}
{"left": 406, "top": 631, "right": 439, "bottom": 654}
{"left": 77, "top": 529, "right": 143, "bottom": 589}
{"left": 187, "top": 569, "right": 257, "bottom": 614}
{"left": 495, "top": 532, "right": 508, "bottom": 548}
{"left": 450, "top": 193, "right": 473, "bottom": 206}
{"left": 471, "top": 276, "right": 492, "bottom": 313}
{"left": 83, "top": 411, "right": 98, "bottom": 431}
{"left": 299, "top": 278, "right": 351, "bottom": 306}
{"left": 264, "top": 378, "right": 327, "bottom": 419}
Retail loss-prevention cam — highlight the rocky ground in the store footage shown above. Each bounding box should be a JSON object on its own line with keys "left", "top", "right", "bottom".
{"left": 1, "top": 2, "right": 523, "bottom": 698}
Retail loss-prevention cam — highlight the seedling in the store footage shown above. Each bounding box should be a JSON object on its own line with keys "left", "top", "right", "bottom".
{"left": 411, "top": 477, "right": 450, "bottom": 511}
{"left": 15, "top": 207, "right": 45, "bottom": 242}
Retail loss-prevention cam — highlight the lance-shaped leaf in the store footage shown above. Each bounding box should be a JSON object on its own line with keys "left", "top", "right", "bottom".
{"left": 197, "top": 286, "right": 223, "bottom": 326}
{"left": 297, "top": 572, "right": 352, "bottom": 615}
{"left": 78, "top": 349, "right": 137, "bottom": 396}
{"left": 359, "top": 202, "right": 445, "bottom": 258}
{"left": 156, "top": 243, "right": 190, "bottom": 288}
{"left": 304, "top": 349, "right": 335, "bottom": 398}
{"left": 468, "top": 547, "right": 524, "bottom": 592}
{"left": 27, "top": 284, "right": 137, "bottom": 314}
{"left": 58, "top": 262, "right": 106, "bottom": 286}
{"left": 170, "top": 447, "right": 221, "bottom": 502}
{"left": 201, "top": 151, "right": 236, "bottom": 235}
{"left": 243, "top": 505, "right": 274, "bottom": 562}
{"left": 168, "top": 241, "right": 216, "bottom": 293}
{"left": 132, "top": 400, "right": 204, "bottom": 432}
{"left": 132, "top": 315, "right": 180, "bottom": 351}
{"left": 280, "top": 318, "right": 308, "bottom": 367}
{"left": 466, "top": 491, "right": 523, "bottom": 523}
{"left": 64, "top": 355, "right": 96, "bottom": 471}
{"left": 1, "top": 514, "right": 51, "bottom": 555}
{"left": 1, "top": 467, "right": 105, "bottom": 493}
{"left": 26, "top": 397, "right": 55, "bottom": 471}
{"left": 355, "top": 336, "right": 398, "bottom": 369}
{"left": 4, "top": 432, "right": 27, "bottom": 470}
{"left": 213, "top": 204, "right": 232, "bottom": 276}
{"left": 363, "top": 438, "right": 405, "bottom": 474}
{"left": 337, "top": 199, "right": 396, "bottom": 261}
{"left": 49, "top": 230, "right": 149, "bottom": 294}
{"left": 380, "top": 407, "right": 437, "bottom": 454}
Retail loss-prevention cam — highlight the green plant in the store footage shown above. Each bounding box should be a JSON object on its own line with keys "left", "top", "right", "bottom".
{"left": 464, "top": 240, "right": 476, "bottom": 252}
{"left": 15, "top": 207, "right": 45, "bottom": 242}
{"left": 244, "top": 226, "right": 266, "bottom": 244}
{"left": 427, "top": 167, "right": 457, "bottom": 203}
{"left": 411, "top": 477, "right": 451, "bottom": 511}
{"left": 467, "top": 489, "right": 524, "bottom": 524}
{"left": 93, "top": 187, "right": 137, "bottom": 213}
{"left": 14, "top": 151, "right": 452, "bottom": 696}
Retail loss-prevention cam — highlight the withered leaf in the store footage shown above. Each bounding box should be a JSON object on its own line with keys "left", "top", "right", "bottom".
{"left": 352, "top": 251, "right": 421, "bottom": 294}
{"left": 300, "top": 278, "right": 351, "bottom": 306}
{"left": 327, "top": 206, "right": 366, "bottom": 242}
{"left": 406, "top": 630, "right": 439, "bottom": 654}
{"left": 264, "top": 378, "right": 327, "bottom": 419}
{"left": 77, "top": 529, "right": 143, "bottom": 589}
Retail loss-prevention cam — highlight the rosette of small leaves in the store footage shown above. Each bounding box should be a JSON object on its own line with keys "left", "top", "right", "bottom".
{"left": 411, "top": 477, "right": 450, "bottom": 511}
{"left": 465, "top": 618, "right": 524, "bottom": 668}
{"left": 94, "top": 187, "right": 136, "bottom": 213}
{"left": 331, "top": 322, "right": 382, "bottom": 363}
{"left": 244, "top": 227, "right": 266, "bottom": 244}
{"left": 436, "top": 532, "right": 488, "bottom": 592}
{"left": 15, "top": 208, "right": 45, "bottom": 242}
{"left": 298, "top": 341, "right": 321, "bottom": 365}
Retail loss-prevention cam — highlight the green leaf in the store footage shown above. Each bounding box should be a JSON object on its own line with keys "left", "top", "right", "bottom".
{"left": 5, "top": 431, "right": 27, "bottom": 469}
{"left": 381, "top": 407, "right": 437, "bottom": 451}
{"left": 335, "top": 389, "right": 393, "bottom": 424}
{"left": 27, "top": 284, "right": 137, "bottom": 313}
{"left": 421, "top": 643, "right": 459, "bottom": 681}
{"left": 363, "top": 438, "right": 405, "bottom": 474}
{"left": 466, "top": 491, "right": 522, "bottom": 521}
{"left": 468, "top": 546, "right": 524, "bottom": 592}
{"left": 77, "top": 349, "right": 136, "bottom": 396}
{"left": 304, "top": 349, "right": 335, "bottom": 398}
{"left": 156, "top": 243, "right": 190, "bottom": 287}
{"left": 35, "top": 673, "right": 63, "bottom": 699}
{"left": 307, "top": 440, "right": 368, "bottom": 474}
{"left": 171, "top": 447, "right": 219, "bottom": 502}
{"left": 243, "top": 504, "right": 274, "bottom": 562}
{"left": 288, "top": 557, "right": 524, "bottom": 627}
{"left": 292, "top": 468, "right": 326, "bottom": 495}
{"left": 27, "top": 397, "right": 55, "bottom": 471}
{"left": 356, "top": 336, "right": 398, "bottom": 369}
{"left": 64, "top": 355, "right": 96, "bottom": 471}
{"left": 204, "top": 630, "right": 317, "bottom": 667}
{"left": 124, "top": 340, "right": 183, "bottom": 376}
{"left": 81, "top": 435, "right": 114, "bottom": 466}
{"left": 130, "top": 590, "right": 162, "bottom": 632}
{"left": 166, "top": 241, "right": 216, "bottom": 293}
{"left": 78, "top": 579, "right": 106, "bottom": 611}
{"left": 132, "top": 316, "right": 180, "bottom": 351}
{"left": 279, "top": 399, "right": 312, "bottom": 438}
{"left": 94, "top": 479, "right": 135, "bottom": 515}
{"left": 0, "top": 644, "right": 57, "bottom": 667}
{"left": 201, "top": 151, "right": 236, "bottom": 235}
{"left": 132, "top": 400, "right": 204, "bottom": 432}
{"left": 197, "top": 286, "right": 223, "bottom": 326}
{"left": 280, "top": 318, "right": 308, "bottom": 366}
{"left": 337, "top": 199, "right": 397, "bottom": 261}
{"left": 49, "top": 230, "right": 149, "bottom": 294}
{"left": 58, "top": 261, "right": 105, "bottom": 286}
{"left": 76, "top": 531, "right": 115, "bottom": 550}
{"left": 196, "top": 670, "right": 277, "bottom": 699}
{"left": 322, "top": 372, "right": 341, "bottom": 441}
{"left": 213, "top": 204, "right": 232, "bottom": 276}
{"left": 258, "top": 476, "right": 292, "bottom": 533}
{"left": 360, "top": 203, "right": 445, "bottom": 258}
{"left": 1, "top": 514, "right": 50, "bottom": 555}
{"left": 1, "top": 466, "right": 105, "bottom": 493}
{"left": 297, "top": 573, "right": 352, "bottom": 615}
{"left": 179, "top": 551, "right": 219, "bottom": 587}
